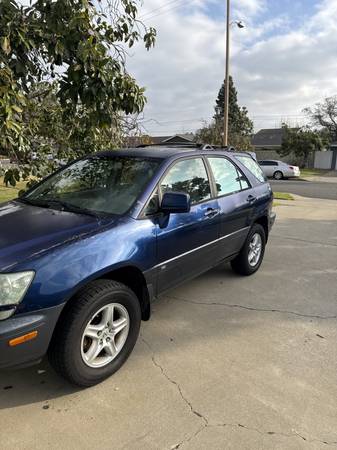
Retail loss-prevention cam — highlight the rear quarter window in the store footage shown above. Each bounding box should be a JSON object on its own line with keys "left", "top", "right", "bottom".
{"left": 235, "top": 155, "right": 266, "bottom": 183}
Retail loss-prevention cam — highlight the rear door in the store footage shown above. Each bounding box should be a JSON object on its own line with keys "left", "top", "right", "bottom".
{"left": 206, "top": 156, "right": 252, "bottom": 259}
{"left": 155, "top": 157, "right": 221, "bottom": 293}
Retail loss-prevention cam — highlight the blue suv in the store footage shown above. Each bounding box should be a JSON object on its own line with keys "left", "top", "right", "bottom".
{"left": 0, "top": 147, "right": 275, "bottom": 386}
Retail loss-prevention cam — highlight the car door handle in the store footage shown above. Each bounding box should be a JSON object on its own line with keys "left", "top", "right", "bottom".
{"left": 247, "top": 195, "right": 257, "bottom": 204}
{"left": 204, "top": 208, "right": 220, "bottom": 218}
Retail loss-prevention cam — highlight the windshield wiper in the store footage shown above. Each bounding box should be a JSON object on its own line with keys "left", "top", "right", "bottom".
{"left": 18, "top": 197, "right": 52, "bottom": 208}
{"left": 47, "top": 200, "right": 104, "bottom": 218}
{"left": 19, "top": 197, "right": 101, "bottom": 218}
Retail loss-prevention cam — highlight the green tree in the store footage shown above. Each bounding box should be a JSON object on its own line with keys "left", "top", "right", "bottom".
{"left": 303, "top": 96, "right": 337, "bottom": 141}
{"left": 196, "top": 76, "right": 253, "bottom": 149}
{"left": 195, "top": 120, "right": 222, "bottom": 147}
{"left": 0, "top": 0, "right": 156, "bottom": 185}
{"left": 279, "top": 124, "right": 329, "bottom": 167}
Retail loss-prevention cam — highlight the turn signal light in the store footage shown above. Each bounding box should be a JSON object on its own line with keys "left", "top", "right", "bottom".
{"left": 9, "top": 331, "right": 38, "bottom": 347}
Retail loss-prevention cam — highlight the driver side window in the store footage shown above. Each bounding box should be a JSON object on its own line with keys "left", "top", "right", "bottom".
{"left": 160, "top": 158, "right": 211, "bottom": 204}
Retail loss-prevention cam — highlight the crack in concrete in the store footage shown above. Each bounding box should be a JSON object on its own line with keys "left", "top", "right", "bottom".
{"left": 166, "top": 295, "right": 337, "bottom": 320}
{"left": 212, "top": 423, "right": 337, "bottom": 447}
{"left": 142, "top": 337, "right": 337, "bottom": 449}
{"left": 120, "top": 431, "right": 151, "bottom": 450}
{"left": 170, "top": 425, "right": 206, "bottom": 450}
{"left": 142, "top": 337, "right": 208, "bottom": 427}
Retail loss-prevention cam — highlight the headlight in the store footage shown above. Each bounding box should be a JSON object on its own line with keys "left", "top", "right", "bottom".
{"left": 0, "top": 272, "right": 35, "bottom": 307}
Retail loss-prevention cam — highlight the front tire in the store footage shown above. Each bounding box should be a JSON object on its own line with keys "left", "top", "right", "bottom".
{"left": 49, "top": 280, "right": 141, "bottom": 387}
{"left": 231, "top": 224, "right": 266, "bottom": 276}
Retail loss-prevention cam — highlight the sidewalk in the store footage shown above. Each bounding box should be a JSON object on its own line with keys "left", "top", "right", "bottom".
{"left": 301, "top": 175, "right": 337, "bottom": 183}
{"left": 274, "top": 194, "right": 337, "bottom": 221}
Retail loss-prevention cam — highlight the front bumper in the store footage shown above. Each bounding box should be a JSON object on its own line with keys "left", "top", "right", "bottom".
{"left": 269, "top": 211, "right": 276, "bottom": 232}
{"left": 0, "top": 303, "right": 64, "bottom": 370}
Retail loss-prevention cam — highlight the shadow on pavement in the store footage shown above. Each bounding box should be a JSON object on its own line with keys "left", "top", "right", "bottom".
{"left": 0, "top": 359, "right": 80, "bottom": 410}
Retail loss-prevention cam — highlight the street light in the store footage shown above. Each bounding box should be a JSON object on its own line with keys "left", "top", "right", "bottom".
{"left": 235, "top": 20, "right": 245, "bottom": 29}
{"left": 223, "top": 0, "right": 245, "bottom": 147}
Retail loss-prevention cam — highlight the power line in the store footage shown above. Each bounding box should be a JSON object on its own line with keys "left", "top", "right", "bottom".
{"left": 142, "top": 117, "right": 211, "bottom": 125}
{"left": 141, "top": 115, "right": 307, "bottom": 126}
{"left": 142, "top": 1, "right": 190, "bottom": 22}
{"left": 139, "top": 0, "right": 186, "bottom": 20}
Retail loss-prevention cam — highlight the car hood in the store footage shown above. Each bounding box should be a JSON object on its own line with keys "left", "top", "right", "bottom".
{"left": 0, "top": 201, "right": 115, "bottom": 271}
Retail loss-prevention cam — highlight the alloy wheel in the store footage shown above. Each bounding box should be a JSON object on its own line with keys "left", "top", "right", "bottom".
{"left": 81, "top": 303, "right": 130, "bottom": 368}
{"left": 248, "top": 233, "right": 262, "bottom": 267}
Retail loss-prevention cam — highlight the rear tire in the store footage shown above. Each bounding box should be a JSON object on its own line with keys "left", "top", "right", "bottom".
{"left": 273, "top": 170, "right": 283, "bottom": 180}
{"left": 48, "top": 280, "right": 141, "bottom": 387}
{"left": 231, "top": 224, "right": 266, "bottom": 276}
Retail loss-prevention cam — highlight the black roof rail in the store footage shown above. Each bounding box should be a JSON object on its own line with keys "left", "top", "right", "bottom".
{"left": 135, "top": 142, "right": 256, "bottom": 158}
{"left": 202, "top": 145, "right": 237, "bottom": 152}
{"left": 136, "top": 142, "right": 237, "bottom": 151}
{"left": 136, "top": 142, "right": 203, "bottom": 149}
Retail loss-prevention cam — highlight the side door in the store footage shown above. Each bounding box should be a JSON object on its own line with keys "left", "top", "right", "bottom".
{"left": 155, "top": 157, "right": 221, "bottom": 293}
{"left": 206, "top": 156, "right": 253, "bottom": 259}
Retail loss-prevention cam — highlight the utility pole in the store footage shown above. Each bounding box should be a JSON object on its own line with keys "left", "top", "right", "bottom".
{"left": 223, "top": 0, "right": 230, "bottom": 148}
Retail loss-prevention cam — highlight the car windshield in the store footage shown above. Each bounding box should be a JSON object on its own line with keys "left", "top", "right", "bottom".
{"left": 22, "top": 156, "right": 160, "bottom": 215}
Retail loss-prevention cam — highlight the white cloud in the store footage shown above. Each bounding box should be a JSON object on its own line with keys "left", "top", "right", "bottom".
{"left": 127, "top": 0, "right": 337, "bottom": 135}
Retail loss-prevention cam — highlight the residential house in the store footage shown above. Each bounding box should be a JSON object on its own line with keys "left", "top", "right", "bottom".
{"left": 149, "top": 134, "right": 195, "bottom": 145}
{"left": 251, "top": 128, "right": 287, "bottom": 161}
{"left": 126, "top": 133, "right": 196, "bottom": 148}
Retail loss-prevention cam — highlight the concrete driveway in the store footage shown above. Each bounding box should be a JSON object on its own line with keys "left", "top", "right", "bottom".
{"left": 1, "top": 197, "right": 337, "bottom": 450}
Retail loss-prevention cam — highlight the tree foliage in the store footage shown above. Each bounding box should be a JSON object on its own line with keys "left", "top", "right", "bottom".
{"left": 0, "top": 0, "right": 156, "bottom": 185}
{"left": 279, "top": 124, "right": 329, "bottom": 167}
{"left": 214, "top": 76, "right": 254, "bottom": 138}
{"left": 196, "top": 76, "right": 253, "bottom": 149}
{"left": 303, "top": 96, "right": 337, "bottom": 141}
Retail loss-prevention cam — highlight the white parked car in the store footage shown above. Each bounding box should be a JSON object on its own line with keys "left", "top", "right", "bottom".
{"left": 258, "top": 160, "right": 301, "bottom": 180}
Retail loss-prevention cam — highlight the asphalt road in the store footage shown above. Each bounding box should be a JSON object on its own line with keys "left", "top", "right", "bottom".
{"left": 270, "top": 179, "right": 337, "bottom": 200}
{"left": 1, "top": 197, "right": 337, "bottom": 449}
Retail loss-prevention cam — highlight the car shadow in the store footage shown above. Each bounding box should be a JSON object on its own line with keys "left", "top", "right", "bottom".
{"left": 0, "top": 359, "right": 81, "bottom": 410}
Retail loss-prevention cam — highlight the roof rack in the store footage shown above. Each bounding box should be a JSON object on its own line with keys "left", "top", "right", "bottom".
{"left": 136, "top": 142, "right": 203, "bottom": 148}
{"left": 200, "top": 144, "right": 237, "bottom": 152}
{"left": 135, "top": 142, "right": 256, "bottom": 159}
{"left": 136, "top": 142, "right": 236, "bottom": 151}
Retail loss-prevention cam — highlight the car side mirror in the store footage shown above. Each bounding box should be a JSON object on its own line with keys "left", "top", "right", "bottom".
{"left": 160, "top": 192, "right": 191, "bottom": 214}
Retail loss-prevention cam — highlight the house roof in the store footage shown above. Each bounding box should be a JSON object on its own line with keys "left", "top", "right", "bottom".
{"left": 150, "top": 136, "right": 172, "bottom": 144}
{"left": 251, "top": 128, "right": 286, "bottom": 147}
{"left": 151, "top": 134, "right": 194, "bottom": 144}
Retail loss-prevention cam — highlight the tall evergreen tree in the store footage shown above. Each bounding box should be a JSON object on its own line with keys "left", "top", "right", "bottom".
{"left": 214, "top": 76, "right": 254, "bottom": 142}
{"left": 196, "top": 76, "right": 253, "bottom": 149}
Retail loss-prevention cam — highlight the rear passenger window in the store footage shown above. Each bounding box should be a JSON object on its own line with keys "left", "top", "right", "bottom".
{"left": 236, "top": 155, "right": 266, "bottom": 183}
{"left": 160, "top": 158, "right": 211, "bottom": 204}
{"left": 207, "top": 157, "right": 249, "bottom": 197}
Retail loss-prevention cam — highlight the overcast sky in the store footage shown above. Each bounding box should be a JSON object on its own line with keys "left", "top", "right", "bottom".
{"left": 126, "top": 0, "right": 337, "bottom": 136}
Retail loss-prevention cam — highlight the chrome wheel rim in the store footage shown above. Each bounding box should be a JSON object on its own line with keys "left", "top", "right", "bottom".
{"left": 248, "top": 233, "right": 262, "bottom": 267}
{"left": 81, "top": 303, "right": 130, "bottom": 368}
{"left": 274, "top": 171, "right": 282, "bottom": 180}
